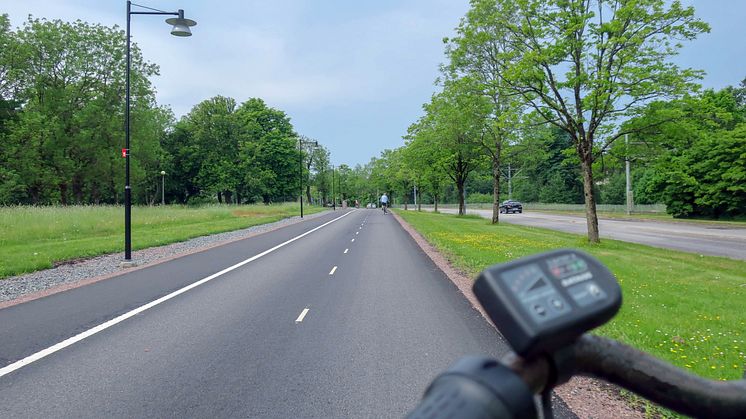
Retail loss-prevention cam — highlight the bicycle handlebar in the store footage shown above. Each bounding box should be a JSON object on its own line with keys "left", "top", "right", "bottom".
{"left": 406, "top": 356, "right": 537, "bottom": 419}
{"left": 408, "top": 334, "right": 746, "bottom": 419}
{"left": 574, "top": 334, "right": 746, "bottom": 419}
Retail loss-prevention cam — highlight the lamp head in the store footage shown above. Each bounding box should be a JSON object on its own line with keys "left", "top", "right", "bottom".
{"left": 166, "top": 10, "right": 196, "bottom": 37}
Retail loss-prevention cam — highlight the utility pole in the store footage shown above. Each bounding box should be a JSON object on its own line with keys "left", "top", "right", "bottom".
{"left": 332, "top": 165, "right": 336, "bottom": 211}
{"left": 508, "top": 163, "right": 512, "bottom": 201}
{"left": 625, "top": 134, "right": 633, "bottom": 215}
{"left": 160, "top": 171, "right": 166, "bottom": 205}
{"left": 503, "top": 163, "right": 523, "bottom": 201}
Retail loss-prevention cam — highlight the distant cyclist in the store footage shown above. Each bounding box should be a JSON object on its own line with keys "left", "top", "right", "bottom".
{"left": 380, "top": 193, "right": 389, "bottom": 214}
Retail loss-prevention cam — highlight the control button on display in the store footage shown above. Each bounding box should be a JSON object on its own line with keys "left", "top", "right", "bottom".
{"left": 533, "top": 304, "right": 547, "bottom": 317}
{"left": 568, "top": 280, "right": 607, "bottom": 307}
{"left": 550, "top": 298, "right": 564, "bottom": 310}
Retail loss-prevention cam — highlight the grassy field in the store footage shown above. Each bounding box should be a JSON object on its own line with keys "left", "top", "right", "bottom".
{"left": 0, "top": 203, "right": 324, "bottom": 279}
{"left": 396, "top": 210, "right": 746, "bottom": 382}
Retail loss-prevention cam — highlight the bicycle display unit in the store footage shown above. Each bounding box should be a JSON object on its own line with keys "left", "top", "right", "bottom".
{"left": 407, "top": 249, "right": 746, "bottom": 419}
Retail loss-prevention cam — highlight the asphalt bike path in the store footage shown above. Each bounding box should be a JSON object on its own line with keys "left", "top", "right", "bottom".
{"left": 0, "top": 210, "right": 353, "bottom": 368}
{"left": 0, "top": 208, "right": 574, "bottom": 418}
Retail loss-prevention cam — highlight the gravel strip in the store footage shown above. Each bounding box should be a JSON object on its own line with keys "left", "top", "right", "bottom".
{"left": 0, "top": 211, "right": 330, "bottom": 304}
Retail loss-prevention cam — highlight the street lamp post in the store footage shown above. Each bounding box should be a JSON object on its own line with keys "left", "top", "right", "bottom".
{"left": 160, "top": 170, "right": 166, "bottom": 205}
{"left": 332, "top": 165, "right": 336, "bottom": 211}
{"left": 298, "top": 138, "right": 318, "bottom": 218}
{"left": 123, "top": 1, "right": 195, "bottom": 265}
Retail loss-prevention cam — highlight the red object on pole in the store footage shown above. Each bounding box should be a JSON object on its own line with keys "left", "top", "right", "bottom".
{"left": 122, "top": 148, "right": 128, "bottom": 158}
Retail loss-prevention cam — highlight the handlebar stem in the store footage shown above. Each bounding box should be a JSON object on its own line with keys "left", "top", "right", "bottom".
{"left": 502, "top": 352, "right": 550, "bottom": 394}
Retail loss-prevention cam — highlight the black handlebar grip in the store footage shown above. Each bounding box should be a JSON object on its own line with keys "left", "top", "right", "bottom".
{"left": 407, "top": 356, "right": 537, "bottom": 419}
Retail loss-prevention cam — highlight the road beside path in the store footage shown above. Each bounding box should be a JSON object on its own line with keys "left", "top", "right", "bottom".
{"left": 424, "top": 207, "right": 746, "bottom": 260}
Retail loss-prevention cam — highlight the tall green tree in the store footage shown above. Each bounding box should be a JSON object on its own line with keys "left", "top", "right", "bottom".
{"left": 310, "top": 145, "right": 331, "bottom": 205}
{"left": 511, "top": 124, "right": 584, "bottom": 204}
{"left": 445, "top": 0, "right": 524, "bottom": 223}
{"left": 404, "top": 116, "right": 450, "bottom": 212}
{"left": 236, "top": 98, "right": 298, "bottom": 204}
{"left": 0, "top": 14, "right": 24, "bottom": 105}
{"left": 0, "top": 15, "right": 26, "bottom": 204}
{"left": 497, "top": 0, "right": 708, "bottom": 242}
{"left": 182, "top": 96, "right": 241, "bottom": 203}
{"left": 166, "top": 96, "right": 300, "bottom": 205}
{"left": 161, "top": 120, "right": 201, "bottom": 203}
{"left": 298, "top": 135, "right": 318, "bottom": 204}
{"left": 336, "top": 164, "right": 352, "bottom": 202}
{"left": 421, "top": 80, "right": 486, "bottom": 215}
{"left": 0, "top": 17, "right": 164, "bottom": 205}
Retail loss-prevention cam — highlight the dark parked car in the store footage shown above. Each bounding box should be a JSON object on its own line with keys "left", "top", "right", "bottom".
{"left": 499, "top": 200, "right": 523, "bottom": 214}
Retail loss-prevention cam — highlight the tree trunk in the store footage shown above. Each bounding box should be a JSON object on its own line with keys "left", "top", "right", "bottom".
{"left": 305, "top": 184, "right": 312, "bottom": 205}
{"left": 434, "top": 196, "right": 439, "bottom": 213}
{"left": 91, "top": 184, "right": 100, "bottom": 204}
{"left": 217, "top": 191, "right": 223, "bottom": 204}
{"left": 457, "top": 181, "right": 465, "bottom": 215}
{"left": 72, "top": 176, "right": 84, "bottom": 204}
{"left": 491, "top": 154, "right": 501, "bottom": 224}
{"left": 581, "top": 157, "right": 600, "bottom": 243}
{"left": 224, "top": 190, "right": 233, "bottom": 204}
{"left": 59, "top": 183, "right": 68, "bottom": 206}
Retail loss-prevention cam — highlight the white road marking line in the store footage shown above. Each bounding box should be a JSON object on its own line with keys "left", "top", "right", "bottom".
{"left": 0, "top": 210, "right": 355, "bottom": 379}
{"left": 351, "top": 238, "right": 355, "bottom": 242}
{"left": 355, "top": 231, "right": 359, "bottom": 235}
{"left": 295, "top": 308, "right": 310, "bottom": 323}
{"left": 344, "top": 249, "right": 349, "bottom": 254}
{"left": 329, "top": 266, "right": 337, "bottom": 275}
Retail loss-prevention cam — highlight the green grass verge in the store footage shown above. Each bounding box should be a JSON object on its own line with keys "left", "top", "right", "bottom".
{"left": 396, "top": 210, "right": 746, "bottom": 382}
{"left": 0, "top": 203, "right": 325, "bottom": 279}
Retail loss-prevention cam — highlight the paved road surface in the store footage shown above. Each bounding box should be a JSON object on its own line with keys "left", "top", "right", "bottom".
{"left": 0, "top": 209, "right": 575, "bottom": 418}
{"left": 431, "top": 208, "right": 746, "bottom": 260}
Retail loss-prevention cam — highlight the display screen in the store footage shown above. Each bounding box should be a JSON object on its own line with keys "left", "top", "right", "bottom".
{"left": 546, "top": 253, "right": 588, "bottom": 279}
{"left": 501, "top": 263, "right": 570, "bottom": 324}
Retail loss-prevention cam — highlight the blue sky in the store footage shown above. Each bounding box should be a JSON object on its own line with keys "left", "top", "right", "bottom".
{"left": 4, "top": 1, "right": 745, "bottom": 167}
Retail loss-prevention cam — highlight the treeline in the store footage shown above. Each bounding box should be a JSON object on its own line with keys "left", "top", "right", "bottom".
{"left": 345, "top": 0, "right": 744, "bottom": 242}
{"left": 0, "top": 15, "right": 338, "bottom": 206}
{"left": 3, "top": 7, "right": 744, "bottom": 223}
{"left": 617, "top": 87, "right": 746, "bottom": 218}
{"left": 0, "top": 15, "right": 165, "bottom": 205}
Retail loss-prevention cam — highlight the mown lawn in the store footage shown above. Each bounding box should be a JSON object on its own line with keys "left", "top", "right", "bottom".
{"left": 0, "top": 203, "right": 324, "bottom": 278}
{"left": 397, "top": 210, "right": 746, "bottom": 382}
